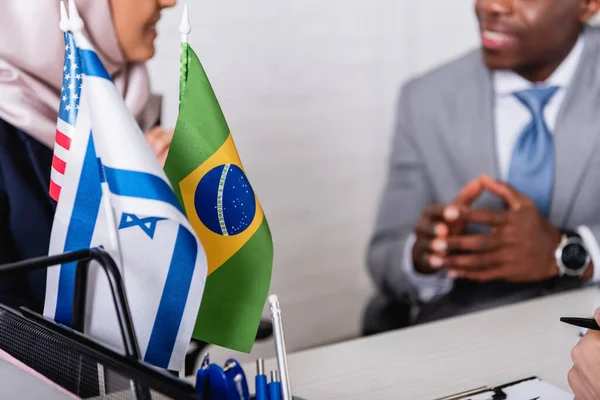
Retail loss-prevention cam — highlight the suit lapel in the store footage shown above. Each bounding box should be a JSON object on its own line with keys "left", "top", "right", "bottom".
{"left": 551, "top": 29, "right": 600, "bottom": 226}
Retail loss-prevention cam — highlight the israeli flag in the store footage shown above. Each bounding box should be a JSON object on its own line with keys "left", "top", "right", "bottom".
{"left": 45, "top": 15, "right": 207, "bottom": 371}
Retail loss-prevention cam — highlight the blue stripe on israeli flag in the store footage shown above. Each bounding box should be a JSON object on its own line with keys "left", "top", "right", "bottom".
{"left": 80, "top": 49, "right": 111, "bottom": 81}
{"left": 144, "top": 226, "right": 198, "bottom": 367}
{"left": 102, "top": 167, "right": 183, "bottom": 213}
{"left": 55, "top": 135, "right": 102, "bottom": 326}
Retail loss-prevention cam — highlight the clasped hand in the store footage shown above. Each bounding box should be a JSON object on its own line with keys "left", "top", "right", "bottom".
{"left": 412, "top": 175, "right": 562, "bottom": 282}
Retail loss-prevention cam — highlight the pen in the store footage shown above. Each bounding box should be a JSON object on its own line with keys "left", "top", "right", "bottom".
{"left": 560, "top": 317, "right": 600, "bottom": 330}
{"left": 255, "top": 359, "right": 268, "bottom": 400}
{"left": 268, "top": 370, "right": 282, "bottom": 400}
{"left": 269, "top": 295, "right": 292, "bottom": 400}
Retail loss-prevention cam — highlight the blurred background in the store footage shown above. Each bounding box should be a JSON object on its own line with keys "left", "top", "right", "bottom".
{"left": 147, "top": 0, "right": 479, "bottom": 366}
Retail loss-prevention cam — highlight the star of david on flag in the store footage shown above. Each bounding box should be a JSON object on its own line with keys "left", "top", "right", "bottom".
{"left": 119, "top": 213, "right": 166, "bottom": 239}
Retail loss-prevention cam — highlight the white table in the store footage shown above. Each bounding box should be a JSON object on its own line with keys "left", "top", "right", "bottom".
{"left": 0, "top": 351, "right": 77, "bottom": 399}
{"left": 248, "top": 287, "right": 600, "bottom": 400}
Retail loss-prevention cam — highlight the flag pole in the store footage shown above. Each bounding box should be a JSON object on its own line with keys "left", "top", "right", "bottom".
{"left": 59, "top": 0, "right": 94, "bottom": 335}
{"left": 67, "top": 0, "right": 83, "bottom": 34}
{"left": 68, "top": 0, "right": 124, "bottom": 272}
{"left": 180, "top": 3, "right": 190, "bottom": 43}
{"left": 59, "top": 1, "right": 69, "bottom": 33}
{"left": 67, "top": 6, "right": 127, "bottom": 392}
{"left": 170, "top": 8, "right": 192, "bottom": 379}
{"left": 178, "top": 4, "right": 191, "bottom": 107}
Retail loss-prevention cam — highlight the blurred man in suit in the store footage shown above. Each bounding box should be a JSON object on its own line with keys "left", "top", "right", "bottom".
{"left": 569, "top": 309, "right": 600, "bottom": 400}
{"left": 365, "top": 0, "right": 600, "bottom": 334}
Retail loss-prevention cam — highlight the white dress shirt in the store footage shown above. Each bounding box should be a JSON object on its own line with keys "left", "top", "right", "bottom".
{"left": 403, "top": 36, "right": 600, "bottom": 303}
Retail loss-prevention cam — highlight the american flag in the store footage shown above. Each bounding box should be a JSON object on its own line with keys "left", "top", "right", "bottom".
{"left": 50, "top": 32, "right": 82, "bottom": 201}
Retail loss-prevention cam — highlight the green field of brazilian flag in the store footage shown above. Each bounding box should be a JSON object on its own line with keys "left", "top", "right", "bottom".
{"left": 164, "top": 42, "right": 273, "bottom": 352}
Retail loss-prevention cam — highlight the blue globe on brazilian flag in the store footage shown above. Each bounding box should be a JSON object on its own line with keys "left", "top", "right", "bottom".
{"left": 195, "top": 164, "right": 256, "bottom": 237}
{"left": 164, "top": 42, "right": 273, "bottom": 353}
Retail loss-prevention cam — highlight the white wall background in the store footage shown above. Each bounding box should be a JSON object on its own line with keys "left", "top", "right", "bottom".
{"left": 148, "top": 0, "right": 479, "bottom": 368}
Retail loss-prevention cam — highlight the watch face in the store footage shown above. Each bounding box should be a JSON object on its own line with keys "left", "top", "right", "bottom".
{"left": 562, "top": 243, "right": 588, "bottom": 271}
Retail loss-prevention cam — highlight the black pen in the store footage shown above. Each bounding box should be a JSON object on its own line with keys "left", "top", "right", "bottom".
{"left": 560, "top": 317, "right": 600, "bottom": 330}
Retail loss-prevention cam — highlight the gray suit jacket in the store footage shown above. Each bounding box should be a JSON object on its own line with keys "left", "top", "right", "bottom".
{"left": 368, "top": 27, "right": 600, "bottom": 324}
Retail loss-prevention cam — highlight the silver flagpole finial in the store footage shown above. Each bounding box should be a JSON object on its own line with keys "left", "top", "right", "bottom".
{"left": 68, "top": 0, "right": 84, "bottom": 34}
{"left": 59, "top": 1, "right": 69, "bottom": 32}
{"left": 179, "top": 4, "right": 191, "bottom": 43}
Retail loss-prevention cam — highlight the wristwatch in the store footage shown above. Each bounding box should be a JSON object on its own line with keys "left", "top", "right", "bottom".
{"left": 555, "top": 231, "right": 591, "bottom": 277}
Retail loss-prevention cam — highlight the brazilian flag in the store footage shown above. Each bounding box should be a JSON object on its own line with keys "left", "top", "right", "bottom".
{"left": 164, "top": 42, "right": 273, "bottom": 352}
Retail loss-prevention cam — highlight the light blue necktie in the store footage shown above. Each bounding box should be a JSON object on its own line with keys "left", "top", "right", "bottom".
{"left": 507, "top": 86, "right": 559, "bottom": 217}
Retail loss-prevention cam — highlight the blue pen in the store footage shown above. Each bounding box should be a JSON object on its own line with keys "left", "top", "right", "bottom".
{"left": 268, "top": 370, "right": 282, "bottom": 400}
{"left": 255, "top": 359, "right": 268, "bottom": 400}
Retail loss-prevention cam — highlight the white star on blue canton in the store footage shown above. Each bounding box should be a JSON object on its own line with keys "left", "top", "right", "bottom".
{"left": 58, "top": 34, "right": 83, "bottom": 126}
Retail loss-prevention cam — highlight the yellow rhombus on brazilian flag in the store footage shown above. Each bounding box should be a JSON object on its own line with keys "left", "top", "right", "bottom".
{"left": 164, "top": 42, "right": 273, "bottom": 352}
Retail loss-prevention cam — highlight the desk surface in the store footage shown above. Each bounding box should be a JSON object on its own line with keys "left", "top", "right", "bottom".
{"left": 248, "top": 287, "right": 600, "bottom": 400}
{"left": 0, "top": 350, "right": 77, "bottom": 399}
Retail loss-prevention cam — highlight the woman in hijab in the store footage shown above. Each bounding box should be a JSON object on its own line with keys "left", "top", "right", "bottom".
{"left": 0, "top": 0, "right": 176, "bottom": 312}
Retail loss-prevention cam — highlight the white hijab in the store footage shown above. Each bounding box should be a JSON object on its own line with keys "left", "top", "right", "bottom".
{"left": 0, "top": 0, "right": 160, "bottom": 148}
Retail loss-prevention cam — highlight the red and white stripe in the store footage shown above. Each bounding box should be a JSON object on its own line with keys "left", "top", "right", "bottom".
{"left": 50, "top": 119, "right": 74, "bottom": 201}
